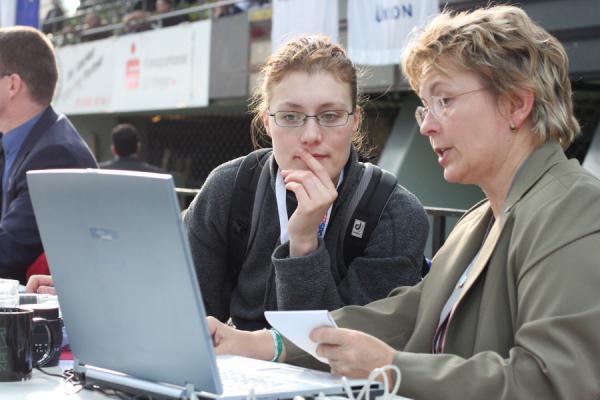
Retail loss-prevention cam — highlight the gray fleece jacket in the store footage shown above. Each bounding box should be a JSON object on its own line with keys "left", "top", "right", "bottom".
{"left": 184, "top": 149, "right": 428, "bottom": 330}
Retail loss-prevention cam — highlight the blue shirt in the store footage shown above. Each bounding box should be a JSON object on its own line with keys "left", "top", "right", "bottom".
{"left": 2, "top": 111, "right": 44, "bottom": 193}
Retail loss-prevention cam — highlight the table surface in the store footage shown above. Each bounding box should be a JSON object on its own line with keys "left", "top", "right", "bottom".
{"left": 1, "top": 361, "right": 110, "bottom": 400}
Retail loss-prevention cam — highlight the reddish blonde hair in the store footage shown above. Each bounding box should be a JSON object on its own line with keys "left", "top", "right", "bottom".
{"left": 250, "top": 35, "right": 367, "bottom": 152}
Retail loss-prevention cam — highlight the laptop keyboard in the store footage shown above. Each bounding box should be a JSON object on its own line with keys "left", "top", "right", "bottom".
{"left": 219, "top": 365, "right": 291, "bottom": 391}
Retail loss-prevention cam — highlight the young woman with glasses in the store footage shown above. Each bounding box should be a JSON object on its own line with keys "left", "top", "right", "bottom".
{"left": 184, "top": 35, "right": 428, "bottom": 331}
{"left": 207, "top": 5, "right": 600, "bottom": 398}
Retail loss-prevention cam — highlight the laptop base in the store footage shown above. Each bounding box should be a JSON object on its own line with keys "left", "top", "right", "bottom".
{"left": 76, "top": 359, "right": 385, "bottom": 400}
{"left": 76, "top": 361, "right": 197, "bottom": 400}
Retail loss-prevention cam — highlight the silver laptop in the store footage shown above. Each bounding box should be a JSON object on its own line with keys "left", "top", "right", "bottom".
{"left": 27, "top": 169, "right": 381, "bottom": 400}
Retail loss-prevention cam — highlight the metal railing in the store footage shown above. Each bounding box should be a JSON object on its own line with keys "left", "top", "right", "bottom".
{"left": 175, "top": 187, "right": 466, "bottom": 256}
{"left": 42, "top": 0, "right": 264, "bottom": 45}
{"left": 425, "top": 206, "right": 466, "bottom": 255}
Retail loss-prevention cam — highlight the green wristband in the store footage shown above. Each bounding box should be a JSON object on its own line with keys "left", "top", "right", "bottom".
{"left": 270, "top": 329, "right": 284, "bottom": 362}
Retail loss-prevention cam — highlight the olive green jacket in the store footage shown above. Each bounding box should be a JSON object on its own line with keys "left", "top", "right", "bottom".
{"left": 286, "top": 141, "right": 600, "bottom": 399}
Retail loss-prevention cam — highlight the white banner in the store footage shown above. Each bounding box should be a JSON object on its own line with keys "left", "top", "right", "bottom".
{"left": 0, "top": 0, "right": 16, "bottom": 27}
{"left": 348, "top": 0, "right": 438, "bottom": 65}
{"left": 113, "top": 21, "right": 210, "bottom": 112}
{"left": 54, "top": 38, "right": 115, "bottom": 114}
{"left": 53, "top": 20, "right": 211, "bottom": 115}
{"left": 189, "top": 21, "right": 212, "bottom": 107}
{"left": 271, "top": 0, "right": 338, "bottom": 52}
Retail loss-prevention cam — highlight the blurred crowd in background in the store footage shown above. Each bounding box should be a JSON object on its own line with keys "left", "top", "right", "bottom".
{"left": 42, "top": 0, "right": 270, "bottom": 45}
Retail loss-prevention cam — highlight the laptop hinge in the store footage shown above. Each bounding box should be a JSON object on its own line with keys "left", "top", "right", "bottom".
{"left": 79, "top": 364, "right": 194, "bottom": 399}
{"left": 73, "top": 358, "right": 85, "bottom": 374}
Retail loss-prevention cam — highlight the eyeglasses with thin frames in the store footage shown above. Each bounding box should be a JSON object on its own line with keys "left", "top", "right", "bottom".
{"left": 415, "top": 87, "right": 489, "bottom": 126}
{"left": 269, "top": 110, "right": 354, "bottom": 128}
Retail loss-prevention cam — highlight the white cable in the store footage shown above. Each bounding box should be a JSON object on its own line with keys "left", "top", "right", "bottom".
{"left": 340, "top": 364, "right": 402, "bottom": 400}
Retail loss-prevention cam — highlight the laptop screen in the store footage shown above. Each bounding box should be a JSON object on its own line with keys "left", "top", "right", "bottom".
{"left": 27, "top": 169, "right": 222, "bottom": 394}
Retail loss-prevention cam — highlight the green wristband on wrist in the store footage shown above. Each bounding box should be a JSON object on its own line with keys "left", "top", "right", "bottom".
{"left": 270, "top": 329, "right": 284, "bottom": 362}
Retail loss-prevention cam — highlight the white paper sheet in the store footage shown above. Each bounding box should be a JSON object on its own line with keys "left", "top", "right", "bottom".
{"left": 264, "top": 310, "right": 338, "bottom": 364}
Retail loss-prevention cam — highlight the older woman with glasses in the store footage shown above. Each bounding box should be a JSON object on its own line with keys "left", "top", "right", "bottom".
{"left": 184, "top": 35, "right": 428, "bottom": 331}
{"left": 208, "top": 5, "right": 600, "bottom": 398}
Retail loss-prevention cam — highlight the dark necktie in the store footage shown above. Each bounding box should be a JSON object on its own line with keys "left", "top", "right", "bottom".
{"left": 0, "top": 135, "right": 4, "bottom": 216}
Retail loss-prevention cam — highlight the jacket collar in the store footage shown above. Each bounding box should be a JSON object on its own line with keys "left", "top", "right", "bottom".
{"left": 7, "top": 105, "right": 57, "bottom": 182}
{"left": 448, "top": 141, "right": 565, "bottom": 315}
{"left": 502, "top": 140, "right": 566, "bottom": 214}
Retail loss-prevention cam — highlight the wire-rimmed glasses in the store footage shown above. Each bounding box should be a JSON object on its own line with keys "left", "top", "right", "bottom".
{"left": 415, "top": 87, "right": 489, "bottom": 126}
{"left": 269, "top": 110, "right": 354, "bottom": 128}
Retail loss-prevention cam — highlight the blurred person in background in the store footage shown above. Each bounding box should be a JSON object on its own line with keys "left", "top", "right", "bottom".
{"left": 42, "top": 0, "right": 65, "bottom": 35}
{"left": 100, "top": 123, "right": 165, "bottom": 173}
{"left": 123, "top": 0, "right": 153, "bottom": 34}
{"left": 152, "top": 0, "right": 188, "bottom": 29}
{"left": 80, "top": 10, "right": 112, "bottom": 41}
{"left": 128, "top": 0, "right": 157, "bottom": 12}
{"left": 212, "top": 1, "right": 243, "bottom": 18}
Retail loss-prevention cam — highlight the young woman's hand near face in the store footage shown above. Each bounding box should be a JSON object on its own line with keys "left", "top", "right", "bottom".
{"left": 281, "top": 149, "right": 338, "bottom": 257}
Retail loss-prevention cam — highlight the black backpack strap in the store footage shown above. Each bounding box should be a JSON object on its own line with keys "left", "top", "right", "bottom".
{"left": 339, "top": 163, "right": 375, "bottom": 244}
{"left": 342, "top": 163, "right": 397, "bottom": 267}
{"left": 246, "top": 158, "right": 271, "bottom": 253}
{"left": 228, "top": 148, "right": 272, "bottom": 287}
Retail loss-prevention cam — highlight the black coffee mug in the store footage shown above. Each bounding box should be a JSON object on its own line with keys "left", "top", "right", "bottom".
{"left": 26, "top": 303, "right": 63, "bottom": 367}
{"left": 0, "top": 307, "right": 57, "bottom": 382}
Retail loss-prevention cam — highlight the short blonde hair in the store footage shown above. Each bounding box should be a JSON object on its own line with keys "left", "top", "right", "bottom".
{"left": 250, "top": 35, "right": 367, "bottom": 153}
{"left": 402, "top": 5, "right": 580, "bottom": 148}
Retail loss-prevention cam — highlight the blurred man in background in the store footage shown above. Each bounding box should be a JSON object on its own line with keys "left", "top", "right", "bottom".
{"left": 100, "top": 123, "right": 165, "bottom": 173}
